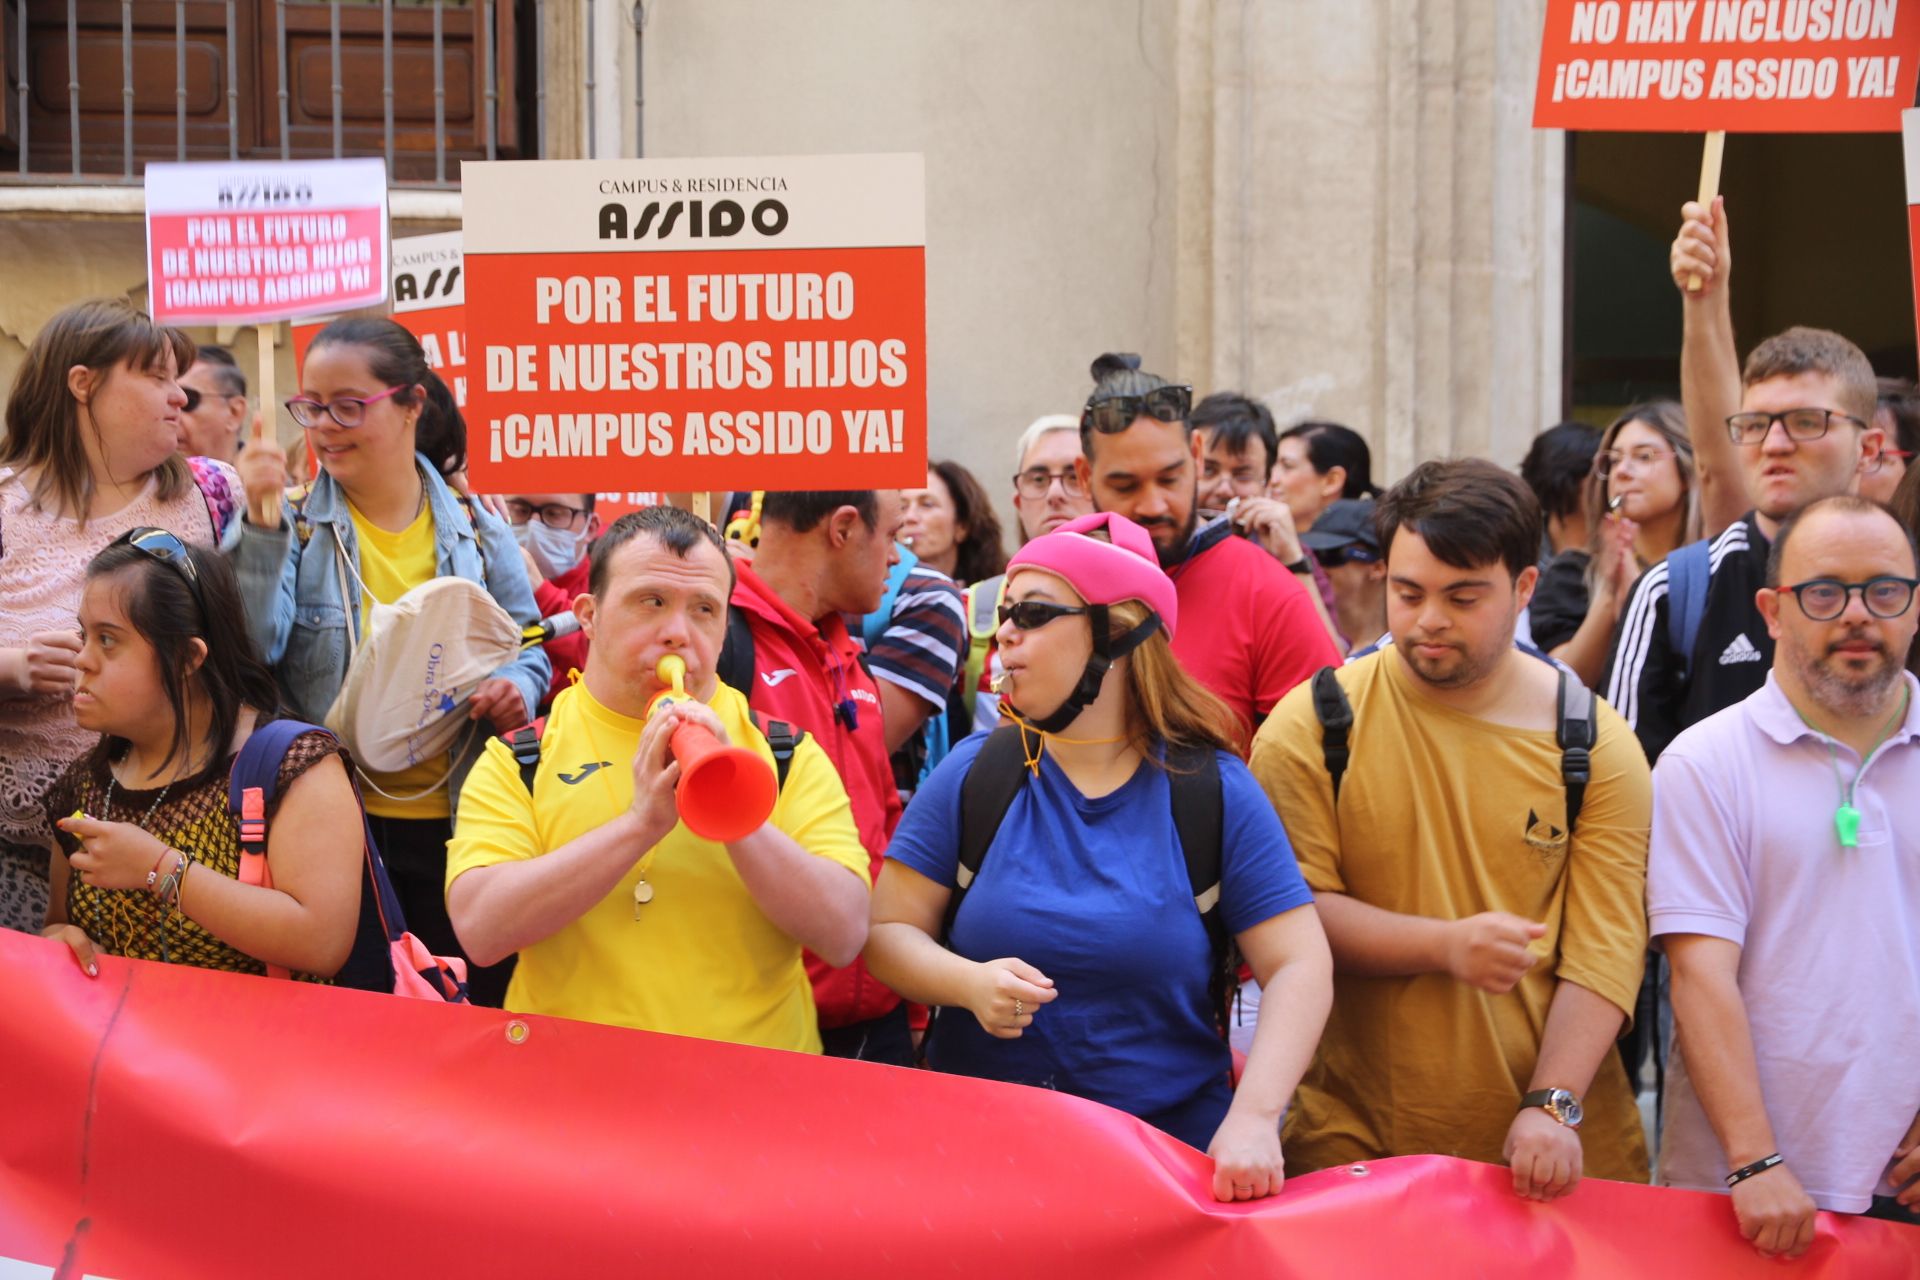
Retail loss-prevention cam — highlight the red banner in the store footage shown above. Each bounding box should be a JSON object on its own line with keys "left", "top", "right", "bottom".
{"left": 2, "top": 930, "right": 1915, "bottom": 1278}
{"left": 1534, "top": 0, "right": 1920, "bottom": 132}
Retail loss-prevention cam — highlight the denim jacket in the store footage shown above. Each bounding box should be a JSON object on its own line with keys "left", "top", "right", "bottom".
{"left": 229, "top": 456, "right": 549, "bottom": 806}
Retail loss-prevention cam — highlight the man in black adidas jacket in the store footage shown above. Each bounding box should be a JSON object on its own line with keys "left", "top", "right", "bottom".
{"left": 1604, "top": 212, "right": 1884, "bottom": 765}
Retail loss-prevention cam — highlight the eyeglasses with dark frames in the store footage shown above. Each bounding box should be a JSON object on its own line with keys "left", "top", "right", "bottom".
{"left": 504, "top": 499, "right": 590, "bottom": 531}
{"left": 1725, "top": 408, "right": 1866, "bottom": 447}
{"left": 1773, "top": 576, "right": 1920, "bottom": 622}
{"left": 1012, "top": 467, "right": 1088, "bottom": 500}
{"left": 284, "top": 384, "right": 405, "bottom": 429}
{"left": 112, "top": 527, "right": 207, "bottom": 618}
{"left": 1080, "top": 384, "right": 1193, "bottom": 435}
{"left": 997, "top": 599, "right": 1091, "bottom": 631}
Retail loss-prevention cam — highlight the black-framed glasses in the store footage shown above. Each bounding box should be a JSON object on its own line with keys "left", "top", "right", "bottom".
{"left": 1593, "top": 445, "right": 1675, "bottom": 474}
{"left": 181, "top": 386, "right": 202, "bottom": 412}
{"left": 1726, "top": 408, "right": 1865, "bottom": 446}
{"left": 1081, "top": 384, "right": 1193, "bottom": 435}
{"left": 504, "top": 499, "right": 589, "bottom": 530}
{"left": 284, "top": 384, "right": 404, "bottom": 429}
{"left": 1012, "top": 467, "right": 1088, "bottom": 500}
{"left": 1774, "top": 576, "right": 1920, "bottom": 621}
{"left": 113, "top": 527, "right": 207, "bottom": 618}
{"left": 997, "top": 599, "right": 1090, "bottom": 631}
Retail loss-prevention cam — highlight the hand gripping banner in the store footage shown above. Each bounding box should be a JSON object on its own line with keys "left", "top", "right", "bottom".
{"left": 2, "top": 930, "right": 1915, "bottom": 1278}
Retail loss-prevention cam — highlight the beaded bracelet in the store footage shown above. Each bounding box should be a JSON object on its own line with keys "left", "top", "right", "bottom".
{"left": 1725, "top": 1153, "right": 1784, "bottom": 1187}
{"left": 143, "top": 848, "right": 171, "bottom": 893}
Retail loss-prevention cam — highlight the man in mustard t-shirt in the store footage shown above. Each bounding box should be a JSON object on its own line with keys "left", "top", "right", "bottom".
{"left": 446, "top": 506, "right": 871, "bottom": 1052}
{"left": 1250, "top": 459, "right": 1651, "bottom": 1198}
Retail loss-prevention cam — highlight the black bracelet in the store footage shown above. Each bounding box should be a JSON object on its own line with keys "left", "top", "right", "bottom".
{"left": 1725, "top": 1153, "right": 1784, "bottom": 1186}
{"left": 1284, "top": 557, "right": 1312, "bottom": 575}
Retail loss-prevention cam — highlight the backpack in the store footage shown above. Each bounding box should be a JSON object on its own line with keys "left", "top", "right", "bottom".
{"left": 1663, "top": 537, "right": 1713, "bottom": 682}
{"left": 1309, "top": 661, "right": 1597, "bottom": 835}
{"left": 505, "top": 710, "right": 805, "bottom": 797}
{"left": 942, "top": 724, "right": 1237, "bottom": 1036}
{"left": 228, "top": 718, "right": 469, "bottom": 1002}
{"left": 959, "top": 574, "right": 1006, "bottom": 720}
{"left": 317, "top": 501, "right": 521, "bottom": 786}
{"left": 860, "top": 549, "right": 953, "bottom": 785}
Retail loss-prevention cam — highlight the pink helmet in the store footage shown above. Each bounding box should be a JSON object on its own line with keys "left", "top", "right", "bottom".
{"left": 1005, "top": 511, "right": 1178, "bottom": 639}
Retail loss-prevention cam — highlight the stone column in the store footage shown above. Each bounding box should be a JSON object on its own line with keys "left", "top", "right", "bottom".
{"left": 1178, "top": 0, "right": 1564, "bottom": 484}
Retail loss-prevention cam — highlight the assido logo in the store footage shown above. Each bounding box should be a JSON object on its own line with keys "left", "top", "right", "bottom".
{"left": 597, "top": 198, "right": 790, "bottom": 242}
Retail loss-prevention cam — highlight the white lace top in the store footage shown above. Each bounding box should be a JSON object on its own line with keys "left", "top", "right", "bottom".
{"left": 0, "top": 468, "right": 221, "bottom": 852}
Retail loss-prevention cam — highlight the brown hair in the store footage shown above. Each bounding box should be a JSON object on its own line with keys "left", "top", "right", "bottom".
{"left": 1582, "top": 400, "right": 1700, "bottom": 567}
{"left": 1375, "top": 457, "right": 1542, "bottom": 581}
{"left": 1742, "top": 326, "right": 1877, "bottom": 425}
{"left": 930, "top": 458, "right": 1007, "bottom": 585}
{"left": 1, "top": 298, "right": 195, "bottom": 523}
{"left": 1107, "top": 597, "right": 1241, "bottom": 761}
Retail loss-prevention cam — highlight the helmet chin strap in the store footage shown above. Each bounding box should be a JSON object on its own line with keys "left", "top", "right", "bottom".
{"left": 1008, "top": 606, "right": 1163, "bottom": 735}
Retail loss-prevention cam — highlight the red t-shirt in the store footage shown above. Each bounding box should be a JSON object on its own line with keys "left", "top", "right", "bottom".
{"left": 730, "top": 562, "right": 903, "bottom": 1028}
{"left": 1168, "top": 533, "right": 1342, "bottom": 752}
{"left": 532, "top": 556, "right": 592, "bottom": 711}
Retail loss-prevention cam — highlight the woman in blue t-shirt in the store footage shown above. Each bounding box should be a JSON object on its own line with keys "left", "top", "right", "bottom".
{"left": 866, "top": 511, "right": 1332, "bottom": 1203}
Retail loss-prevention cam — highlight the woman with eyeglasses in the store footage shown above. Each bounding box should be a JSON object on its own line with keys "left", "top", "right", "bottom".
{"left": 39, "top": 531, "right": 362, "bottom": 980}
{"left": 0, "top": 299, "right": 245, "bottom": 934}
{"left": 230, "top": 316, "right": 545, "bottom": 1005}
{"left": 866, "top": 512, "right": 1332, "bottom": 1202}
{"left": 1532, "top": 402, "right": 1700, "bottom": 687}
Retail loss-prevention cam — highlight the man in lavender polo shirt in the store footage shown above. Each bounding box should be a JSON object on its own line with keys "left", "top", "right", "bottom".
{"left": 1650, "top": 495, "right": 1920, "bottom": 1260}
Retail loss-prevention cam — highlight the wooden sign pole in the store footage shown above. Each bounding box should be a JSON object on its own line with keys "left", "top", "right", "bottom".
{"left": 1687, "top": 130, "right": 1726, "bottom": 293}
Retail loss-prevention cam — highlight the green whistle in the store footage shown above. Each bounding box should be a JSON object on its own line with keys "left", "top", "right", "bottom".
{"left": 1836, "top": 804, "right": 1861, "bottom": 849}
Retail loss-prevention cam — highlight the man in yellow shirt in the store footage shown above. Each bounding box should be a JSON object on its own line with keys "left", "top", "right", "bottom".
{"left": 446, "top": 506, "right": 871, "bottom": 1052}
{"left": 1250, "top": 459, "right": 1651, "bottom": 1198}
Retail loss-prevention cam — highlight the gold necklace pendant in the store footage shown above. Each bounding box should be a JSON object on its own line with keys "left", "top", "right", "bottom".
{"left": 632, "top": 877, "right": 654, "bottom": 920}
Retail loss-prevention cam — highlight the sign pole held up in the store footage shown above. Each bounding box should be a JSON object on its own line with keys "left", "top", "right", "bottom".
{"left": 1687, "top": 131, "right": 1726, "bottom": 294}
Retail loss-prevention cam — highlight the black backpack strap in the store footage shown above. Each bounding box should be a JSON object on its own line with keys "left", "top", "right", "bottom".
{"left": 1309, "top": 666, "right": 1353, "bottom": 804}
{"left": 1167, "top": 744, "right": 1232, "bottom": 1035}
{"left": 943, "top": 725, "right": 1030, "bottom": 943}
{"left": 716, "top": 608, "right": 756, "bottom": 695}
{"left": 750, "top": 713, "right": 803, "bottom": 790}
{"left": 1556, "top": 671, "right": 1597, "bottom": 837}
{"left": 507, "top": 718, "right": 547, "bottom": 795}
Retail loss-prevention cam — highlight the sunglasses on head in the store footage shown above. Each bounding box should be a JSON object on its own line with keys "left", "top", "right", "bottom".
{"left": 112, "top": 527, "right": 207, "bottom": 618}
{"left": 1080, "top": 384, "right": 1193, "bottom": 435}
{"left": 997, "top": 599, "right": 1090, "bottom": 631}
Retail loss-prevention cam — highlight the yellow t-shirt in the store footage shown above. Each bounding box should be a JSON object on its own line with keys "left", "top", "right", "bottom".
{"left": 444, "top": 680, "right": 870, "bottom": 1051}
{"left": 1248, "top": 647, "right": 1651, "bottom": 1182}
{"left": 347, "top": 500, "right": 451, "bottom": 819}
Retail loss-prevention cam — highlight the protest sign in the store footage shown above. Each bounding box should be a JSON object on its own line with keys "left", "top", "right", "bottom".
{"left": 461, "top": 154, "right": 927, "bottom": 494}
{"left": 1533, "top": 0, "right": 1920, "bottom": 132}
{"left": 1905, "top": 108, "right": 1920, "bottom": 346}
{"left": 293, "top": 230, "right": 468, "bottom": 407}
{"left": 146, "top": 158, "right": 391, "bottom": 324}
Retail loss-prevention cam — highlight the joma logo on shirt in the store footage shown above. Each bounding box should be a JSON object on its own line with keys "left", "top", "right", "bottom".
{"left": 559, "top": 761, "right": 615, "bottom": 785}
{"left": 1523, "top": 808, "right": 1568, "bottom": 858}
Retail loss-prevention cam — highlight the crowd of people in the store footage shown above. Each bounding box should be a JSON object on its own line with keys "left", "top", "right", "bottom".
{"left": 2, "top": 195, "right": 1918, "bottom": 1259}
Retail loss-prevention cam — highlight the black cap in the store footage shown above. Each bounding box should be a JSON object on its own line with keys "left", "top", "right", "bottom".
{"left": 1298, "top": 499, "right": 1380, "bottom": 561}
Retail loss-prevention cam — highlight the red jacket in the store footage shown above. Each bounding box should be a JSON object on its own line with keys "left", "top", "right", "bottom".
{"left": 730, "top": 563, "right": 903, "bottom": 1028}
{"left": 533, "top": 556, "right": 592, "bottom": 711}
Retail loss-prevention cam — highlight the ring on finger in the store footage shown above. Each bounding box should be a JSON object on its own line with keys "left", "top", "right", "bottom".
{"left": 1014, "top": 998, "right": 1024, "bottom": 1017}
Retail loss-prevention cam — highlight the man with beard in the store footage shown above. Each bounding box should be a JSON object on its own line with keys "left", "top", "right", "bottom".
{"left": 1650, "top": 496, "right": 1920, "bottom": 1257}
{"left": 1075, "top": 354, "right": 1339, "bottom": 748}
{"left": 1250, "top": 459, "right": 1652, "bottom": 1197}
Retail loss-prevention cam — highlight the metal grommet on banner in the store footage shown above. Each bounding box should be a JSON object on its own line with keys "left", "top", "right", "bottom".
{"left": 1347, "top": 1164, "right": 1370, "bottom": 1177}
{"left": 505, "top": 1019, "right": 530, "bottom": 1045}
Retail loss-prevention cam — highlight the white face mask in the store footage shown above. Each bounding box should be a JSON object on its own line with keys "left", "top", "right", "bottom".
{"left": 512, "top": 517, "right": 584, "bottom": 580}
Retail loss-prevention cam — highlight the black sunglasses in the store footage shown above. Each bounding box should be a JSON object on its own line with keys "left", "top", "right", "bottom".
{"left": 1081, "top": 384, "right": 1193, "bottom": 435}
{"left": 112, "top": 527, "right": 207, "bottom": 618}
{"left": 181, "top": 386, "right": 202, "bottom": 412}
{"left": 997, "top": 599, "right": 1090, "bottom": 631}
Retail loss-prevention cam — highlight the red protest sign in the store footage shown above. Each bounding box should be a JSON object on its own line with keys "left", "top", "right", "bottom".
{"left": 146, "top": 159, "right": 390, "bottom": 323}
{"left": 1906, "top": 108, "right": 1920, "bottom": 345}
{"left": 461, "top": 154, "right": 927, "bottom": 494}
{"left": 292, "top": 230, "right": 467, "bottom": 406}
{"left": 1534, "top": 0, "right": 1920, "bottom": 131}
